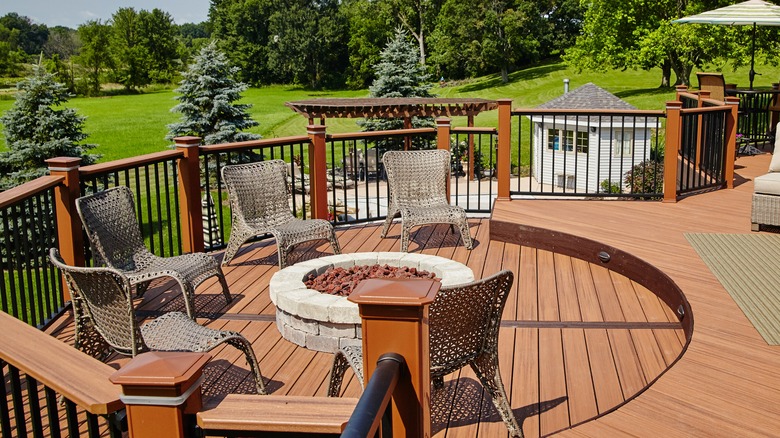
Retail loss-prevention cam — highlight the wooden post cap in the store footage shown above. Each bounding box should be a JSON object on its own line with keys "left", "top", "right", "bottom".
{"left": 348, "top": 278, "right": 440, "bottom": 307}
{"left": 110, "top": 351, "right": 211, "bottom": 398}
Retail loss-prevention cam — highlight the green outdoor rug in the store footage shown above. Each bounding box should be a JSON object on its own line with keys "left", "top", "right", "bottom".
{"left": 686, "top": 233, "right": 780, "bottom": 345}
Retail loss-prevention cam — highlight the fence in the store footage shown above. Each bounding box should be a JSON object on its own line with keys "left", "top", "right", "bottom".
{"left": 510, "top": 109, "right": 666, "bottom": 199}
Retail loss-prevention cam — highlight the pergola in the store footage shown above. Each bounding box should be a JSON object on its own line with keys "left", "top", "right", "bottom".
{"left": 285, "top": 97, "right": 499, "bottom": 126}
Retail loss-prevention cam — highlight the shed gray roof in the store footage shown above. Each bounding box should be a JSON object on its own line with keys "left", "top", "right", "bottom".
{"left": 537, "top": 83, "right": 637, "bottom": 110}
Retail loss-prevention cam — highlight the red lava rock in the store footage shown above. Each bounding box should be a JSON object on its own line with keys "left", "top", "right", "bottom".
{"left": 304, "top": 264, "right": 439, "bottom": 296}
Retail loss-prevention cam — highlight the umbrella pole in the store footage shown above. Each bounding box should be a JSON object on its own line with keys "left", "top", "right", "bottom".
{"left": 750, "top": 22, "right": 756, "bottom": 90}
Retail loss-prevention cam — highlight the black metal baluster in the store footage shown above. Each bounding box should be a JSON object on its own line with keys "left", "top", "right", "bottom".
{"left": 44, "top": 387, "right": 61, "bottom": 438}
{"left": 26, "top": 376, "right": 44, "bottom": 438}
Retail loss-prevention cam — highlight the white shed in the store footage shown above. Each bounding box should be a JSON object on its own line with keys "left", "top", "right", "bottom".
{"left": 531, "top": 83, "right": 655, "bottom": 193}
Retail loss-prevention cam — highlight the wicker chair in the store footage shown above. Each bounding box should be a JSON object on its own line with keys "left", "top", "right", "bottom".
{"left": 49, "top": 249, "right": 266, "bottom": 394}
{"left": 752, "top": 122, "right": 780, "bottom": 230}
{"left": 221, "top": 160, "right": 341, "bottom": 268}
{"left": 381, "top": 150, "right": 473, "bottom": 252}
{"left": 76, "top": 186, "right": 231, "bottom": 319}
{"left": 327, "top": 270, "right": 521, "bottom": 438}
{"left": 696, "top": 72, "right": 727, "bottom": 102}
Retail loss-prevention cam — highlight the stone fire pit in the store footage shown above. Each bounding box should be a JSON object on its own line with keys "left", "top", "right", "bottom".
{"left": 269, "top": 252, "right": 474, "bottom": 352}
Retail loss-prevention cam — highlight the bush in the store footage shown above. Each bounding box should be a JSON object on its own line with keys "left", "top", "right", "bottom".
{"left": 600, "top": 179, "right": 622, "bottom": 194}
{"left": 624, "top": 160, "right": 664, "bottom": 195}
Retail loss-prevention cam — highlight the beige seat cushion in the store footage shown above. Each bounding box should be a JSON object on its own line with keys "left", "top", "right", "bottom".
{"left": 770, "top": 122, "right": 780, "bottom": 172}
{"left": 755, "top": 172, "right": 780, "bottom": 195}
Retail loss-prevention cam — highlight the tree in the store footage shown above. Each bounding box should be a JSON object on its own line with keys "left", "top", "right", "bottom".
{"left": 360, "top": 28, "right": 434, "bottom": 146}
{"left": 0, "top": 13, "right": 48, "bottom": 55}
{"left": 0, "top": 63, "right": 98, "bottom": 189}
{"left": 267, "top": 0, "right": 348, "bottom": 88}
{"left": 111, "top": 7, "right": 147, "bottom": 89}
{"left": 430, "top": 0, "right": 543, "bottom": 82}
{"left": 564, "top": 0, "right": 738, "bottom": 87}
{"left": 77, "top": 20, "right": 114, "bottom": 95}
{"left": 342, "top": 0, "right": 394, "bottom": 89}
{"left": 387, "top": 0, "right": 442, "bottom": 66}
{"left": 167, "top": 42, "right": 260, "bottom": 145}
{"left": 209, "top": 0, "right": 274, "bottom": 85}
{"left": 138, "top": 9, "right": 179, "bottom": 84}
{"left": 43, "top": 26, "right": 79, "bottom": 60}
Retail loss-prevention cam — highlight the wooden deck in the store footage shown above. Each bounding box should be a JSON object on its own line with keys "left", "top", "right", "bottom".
{"left": 44, "top": 153, "right": 779, "bottom": 436}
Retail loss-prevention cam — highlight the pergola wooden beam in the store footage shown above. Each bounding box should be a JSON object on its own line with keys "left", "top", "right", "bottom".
{"left": 285, "top": 98, "right": 499, "bottom": 122}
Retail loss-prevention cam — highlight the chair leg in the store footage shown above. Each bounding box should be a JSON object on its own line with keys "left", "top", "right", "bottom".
{"left": 227, "top": 337, "right": 266, "bottom": 395}
{"left": 328, "top": 351, "right": 351, "bottom": 397}
{"left": 216, "top": 270, "right": 232, "bottom": 304}
{"left": 179, "top": 282, "right": 197, "bottom": 320}
{"left": 277, "top": 244, "right": 289, "bottom": 269}
{"left": 459, "top": 220, "right": 473, "bottom": 250}
{"left": 329, "top": 230, "right": 342, "bottom": 255}
{"left": 221, "top": 230, "right": 253, "bottom": 266}
{"left": 381, "top": 211, "right": 396, "bottom": 238}
{"left": 470, "top": 354, "right": 523, "bottom": 438}
{"left": 400, "top": 222, "right": 412, "bottom": 252}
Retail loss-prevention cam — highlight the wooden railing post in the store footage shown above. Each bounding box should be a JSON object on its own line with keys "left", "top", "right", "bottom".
{"left": 175, "top": 136, "right": 204, "bottom": 253}
{"left": 770, "top": 83, "right": 780, "bottom": 133}
{"left": 110, "top": 351, "right": 211, "bottom": 438}
{"left": 675, "top": 84, "right": 688, "bottom": 101}
{"left": 695, "top": 90, "right": 709, "bottom": 168}
{"left": 725, "top": 96, "right": 740, "bottom": 189}
{"left": 436, "top": 117, "right": 452, "bottom": 201}
{"left": 46, "top": 157, "right": 84, "bottom": 300}
{"left": 497, "top": 98, "right": 512, "bottom": 200}
{"left": 664, "top": 101, "right": 683, "bottom": 203}
{"left": 348, "top": 278, "right": 440, "bottom": 437}
{"left": 307, "top": 125, "right": 329, "bottom": 220}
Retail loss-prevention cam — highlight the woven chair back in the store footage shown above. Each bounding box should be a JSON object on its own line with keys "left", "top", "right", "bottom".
{"left": 382, "top": 150, "right": 450, "bottom": 208}
{"left": 49, "top": 248, "right": 145, "bottom": 355}
{"left": 696, "top": 72, "right": 726, "bottom": 102}
{"left": 428, "top": 269, "right": 514, "bottom": 377}
{"left": 76, "top": 186, "right": 149, "bottom": 271}
{"left": 222, "top": 160, "right": 294, "bottom": 228}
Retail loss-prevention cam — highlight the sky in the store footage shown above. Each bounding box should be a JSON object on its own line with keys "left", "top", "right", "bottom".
{"left": 0, "top": 1, "right": 212, "bottom": 29}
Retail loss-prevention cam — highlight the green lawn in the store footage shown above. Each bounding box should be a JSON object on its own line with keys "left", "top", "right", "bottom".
{"left": 1, "top": 60, "right": 779, "bottom": 162}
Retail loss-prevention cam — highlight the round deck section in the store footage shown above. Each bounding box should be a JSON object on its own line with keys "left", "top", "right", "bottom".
{"left": 269, "top": 252, "right": 474, "bottom": 352}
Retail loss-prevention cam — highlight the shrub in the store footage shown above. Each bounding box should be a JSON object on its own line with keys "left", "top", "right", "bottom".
{"left": 624, "top": 159, "right": 664, "bottom": 195}
{"left": 600, "top": 179, "right": 622, "bottom": 194}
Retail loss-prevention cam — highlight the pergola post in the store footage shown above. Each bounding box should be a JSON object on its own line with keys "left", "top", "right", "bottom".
{"left": 664, "top": 101, "right": 683, "bottom": 203}
{"left": 174, "top": 136, "right": 204, "bottom": 254}
{"left": 308, "top": 125, "right": 329, "bottom": 220}
{"left": 348, "top": 278, "right": 440, "bottom": 438}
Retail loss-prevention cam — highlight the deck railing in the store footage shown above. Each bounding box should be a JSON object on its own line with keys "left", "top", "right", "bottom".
{"left": 510, "top": 108, "right": 667, "bottom": 199}
{"left": 0, "top": 311, "right": 124, "bottom": 438}
{"left": 0, "top": 177, "right": 64, "bottom": 327}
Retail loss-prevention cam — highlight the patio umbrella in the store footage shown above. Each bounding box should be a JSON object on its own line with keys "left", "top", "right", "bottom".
{"left": 674, "top": 0, "right": 780, "bottom": 89}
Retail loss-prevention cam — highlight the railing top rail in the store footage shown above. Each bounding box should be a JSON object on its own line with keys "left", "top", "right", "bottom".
{"left": 451, "top": 126, "right": 497, "bottom": 134}
{"left": 327, "top": 127, "right": 436, "bottom": 141}
{"left": 0, "top": 311, "right": 123, "bottom": 414}
{"left": 0, "top": 175, "right": 62, "bottom": 209}
{"left": 80, "top": 149, "right": 183, "bottom": 177}
{"left": 512, "top": 108, "right": 665, "bottom": 117}
{"left": 677, "top": 91, "right": 702, "bottom": 101}
{"left": 680, "top": 105, "right": 732, "bottom": 115}
{"left": 200, "top": 135, "right": 311, "bottom": 153}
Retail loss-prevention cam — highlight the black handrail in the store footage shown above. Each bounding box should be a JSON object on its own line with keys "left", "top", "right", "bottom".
{"left": 341, "top": 353, "right": 405, "bottom": 438}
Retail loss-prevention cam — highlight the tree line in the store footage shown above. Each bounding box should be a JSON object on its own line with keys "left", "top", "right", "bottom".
{"left": 2, "top": 1, "right": 778, "bottom": 94}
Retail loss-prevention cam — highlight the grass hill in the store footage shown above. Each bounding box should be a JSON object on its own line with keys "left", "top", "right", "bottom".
{"left": 1, "top": 60, "right": 778, "bottom": 162}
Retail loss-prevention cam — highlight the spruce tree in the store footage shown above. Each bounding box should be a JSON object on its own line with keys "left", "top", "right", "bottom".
{"left": 167, "top": 41, "right": 260, "bottom": 145}
{"left": 360, "top": 28, "right": 434, "bottom": 149}
{"left": 0, "top": 62, "right": 98, "bottom": 189}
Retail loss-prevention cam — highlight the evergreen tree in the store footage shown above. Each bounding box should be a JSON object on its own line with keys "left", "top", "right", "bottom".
{"left": 360, "top": 28, "right": 434, "bottom": 149}
{"left": 167, "top": 42, "right": 260, "bottom": 145}
{"left": 0, "top": 63, "right": 98, "bottom": 190}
